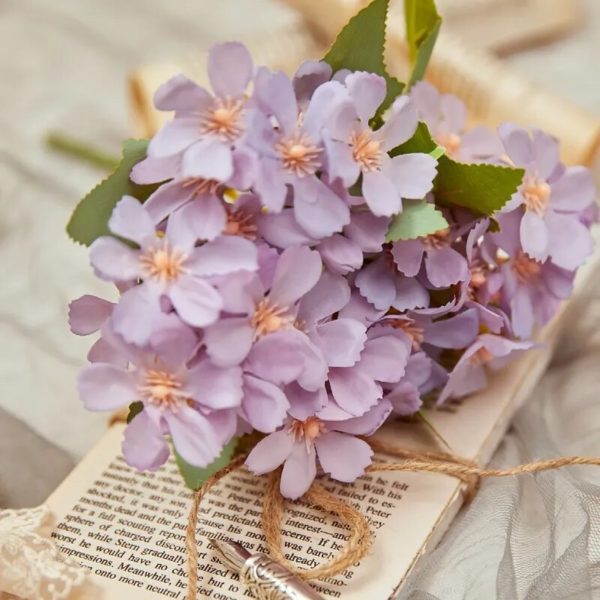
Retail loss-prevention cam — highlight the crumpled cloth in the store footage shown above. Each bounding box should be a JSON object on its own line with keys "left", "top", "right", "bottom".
{"left": 0, "top": 505, "right": 87, "bottom": 600}
{"left": 399, "top": 267, "right": 600, "bottom": 599}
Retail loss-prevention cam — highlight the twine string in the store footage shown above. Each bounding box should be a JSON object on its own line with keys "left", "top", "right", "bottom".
{"left": 186, "top": 442, "right": 600, "bottom": 598}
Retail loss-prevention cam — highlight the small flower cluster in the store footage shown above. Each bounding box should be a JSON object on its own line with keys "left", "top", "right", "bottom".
{"left": 70, "top": 43, "right": 596, "bottom": 499}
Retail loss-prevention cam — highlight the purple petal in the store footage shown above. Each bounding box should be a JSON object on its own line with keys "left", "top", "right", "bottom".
{"left": 259, "top": 209, "right": 316, "bottom": 249}
{"left": 299, "top": 270, "right": 350, "bottom": 325}
{"left": 182, "top": 138, "right": 234, "bottom": 181}
{"left": 410, "top": 81, "right": 440, "bottom": 124}
{"left": 286, "top": 383, "right": 327, "bottom": 420}
{"left": 123, "top": 411, "right": 169, "bottom": 471}
{"left": 208, "top": 42, "right": 253, "bottom": 98}
{"left": 326, "top": 399, "right": 392, "bottom": 435}
{"left": 425, "top": 246, "right": 469, "bottom": 288}
{"left": 165, "top": 406, "right": 222, "bottom": 467}
{"left": 242, "top": 374, "right": 290, "bottom": 433}
{"left": 143, "top": 180, "right": 195, "bottom": 224}
{"left": 499, "top": 123, "right": 533, "bottom": 166}
{"left": 355, "top": 258, "right": 396, "bottom": 311}
{"left": 318, "top": 234, "right": 363, "bottom": 275}
{"left": 385, "top": 153, "right": 437, "bottom": 199}
{"left": 204, "top": 317, "right": 254, "bottom": 367}
{"left": 255, "top": 69, "right": 297, "bottom": 133}
{"left": 176, "top": 195, "right": 227, "bottom": 242}
{"left": 315, "top": 432, "right": 373, "bottom": 482}
{"left": 270, "top": 246, "right": 322, "bottom": 307}
{"left": 245, "top": 331, "right": 305, "bottom": 386}
{"left": 391, "top": 239, "right": 425, "bottom": 277}
{"left": 362, "top": 170, "right": 402, "bottom": 216}
{"left": 164, "top": 203, "right": 199, "bottom": 252}
{"left": 187, "top": 362, "right": 243, "bottom": 409}
{"left": 112, "top": 285, "right": 163, "bottom": 346}
{"left": 245, "top": 430, "right": 294, "bottom": 474}
{"left": 439, "top": 94, "right": 466, "bottom": 133}
{"left": 280, "top": 442, "right": 317, "bottom": 499}
{"left": 90, "top": 237, "right": 141, "bottom": 282}
{"left": 78, "top": 363, "right": 136, "bottom": 411}
{"left": 69, "top": 295, "right": 113, "bottom": 335}
{"left": 130, "top": 154, "right": 179, "bottom": 185}
{"left": 546, "top": 212, "right": 593, "bottom": 271}
{"left": 293, "top": 60, "right": 333, "bottom": 106}
{"left": 551, "top": 166, "right": 596, "bottom": 212}
{"left": 87, "top": 337, "right": 127, "bottom": 367}
{"left": 169, "top": 276, "right": 222, "bottom": 327}
{"left": 154, "top": 74, "right": 212, "bottom": 112}
{"left": 344, "top": 212, "right": 389, "bottom": 252}
{"left": 303, "top": 81, "right": 350, "bottom": 137}
{"left": 520, "top": 210, "right": 549, "bottom": 262}
{"left": 511, "top": 286, "right": 535, "bottom": 339}
{"left": 295, "top": 333, "right": 329, "bottom": 392}
{"left": 460, "top": 127, "right": 503, "bottom": 161}
{"left": 149, "top": 313, "right": 198, "bottom": 368}
{"left": 254, "top": 161, "right": 288, "bottom": 212}
{"left": 109, "top": 195, "right": 155, "bottom": 244}
{"left": 323, "top": 138, "right": 360, "bottom": 187}
{"left": 392, "top": 277, "right": 429, "bottom": 311}
{"left": 424, "top": 309, "right": 479, "bottom": 349}
{"left": 339, "top": 289, "right": 386, "bottom": 325}
{"left": 148, "top": 117, "right": 200, "bottom": 157}
{"left": 359, "top": 335, "right": 409, "bottom": 383}
{"left": 377, "top": 96, "right": 418, "bottom": 151}
{"left": 329, "top": 366, "right": 382, "bottom": 416}
{"left": 293, "top": 177, "right": 350, "bottom": 239}
{"left": 345, "top": 71, "right": 386, "bottom": 123}
{"left": 188, "top": 236, "right": 258, "bottom": 277}
{"left": 532, "top": 130, "right": 560, "bottom": 179}
{"left": 387, "top": 382, "right": 422, "bottom": 416}
{"left": 316, "top": 318, "right": 367, "bottom": 367}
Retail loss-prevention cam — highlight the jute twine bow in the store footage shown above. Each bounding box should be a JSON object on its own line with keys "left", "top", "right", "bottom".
{"left": 186, "top": 439, "right": 600, "bottom": 599}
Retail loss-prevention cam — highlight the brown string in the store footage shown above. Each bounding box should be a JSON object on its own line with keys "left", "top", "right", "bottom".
{"left": 185, "top": 440, "right": 600, "bottom": 597}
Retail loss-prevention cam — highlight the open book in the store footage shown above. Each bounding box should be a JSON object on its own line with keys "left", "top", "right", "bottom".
{"left": 46, "top": 244, "right": 598, "bottom": 600}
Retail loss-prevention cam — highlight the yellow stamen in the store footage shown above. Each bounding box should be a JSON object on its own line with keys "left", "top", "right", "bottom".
{"left": 350, "top": 129, "right": 382, "bottom": 172}
{"left": 139, "top": 369, "right": 186, "bottom": 413}
{"left": 251, "top": 298, "right": 293, "bottom": 338}
{"left": 437, "top": 132, "right": 462, "bottom": 157}
{"left": 390, "top": 318, "right": 425, "bottom": 350}
{"left": 470, "top": 346, "right": 494, "bottom": 366}
{"left": 276, "top": 133, "right": 322, "bottom": 177}
{"left": 512, "top": 251, "right": 541, "bottom": 283}
{"left": 200, "top": 96, "right": 245, "bottom": 142}
{"left": 288, "top": 417, "right": 327, "bottom": 450}
{"left": 224, "top": 209, "right": 257, "bottom": 240}
{"left": 139, "top": 240, "right": 187, "bottom": 284}
{"left": 522, "top": 176, "right": 551, "bottom": 215}
{"left": 181, "top": 177, "right": 221, "bottom": 197}
{"left": 423, "top": 229, "right": 450, "bottom": 250}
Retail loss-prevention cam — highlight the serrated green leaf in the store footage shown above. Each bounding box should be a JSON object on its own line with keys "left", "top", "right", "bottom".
{"left": 386, "top": 200, "right": 448, "bottom": 242}
{"left": 323, "top": 0, "right": 404, "bottom": 111}
{"left": 435, "top": 159, "right": 524, "bottom": 215}
{"left": 66, "top": 139, "right": 159, "bottom": 246}
{"left": 391, "top": 122, "right": 524, "bottom": 216}
{"left": 126, "top": 401, "right": 144, "bottom": 424}
{"left": 174, "top": 439, "right": 238, "bottom": 491}
{"left": 404, "top": 0, "right": 442, "bottom": 88}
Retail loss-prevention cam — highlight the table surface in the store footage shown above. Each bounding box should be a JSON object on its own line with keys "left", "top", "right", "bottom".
{"left": 1, "top": 0, "right": 599, "bottom": 503}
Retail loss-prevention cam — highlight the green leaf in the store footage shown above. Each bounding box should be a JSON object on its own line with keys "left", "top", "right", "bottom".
{"left": 126, "top": 401, "right": 144, "bottom": 424}
{"left": 435, "top": 159, "right": 525, "bottom": 215}
{"left": 404, "top": 0, "right": 442, "bottom": 88}
{"left": 392, "top": 122, "right": 524, "bottom": 216}
{"left": 386, "top": 200, "right": 448, "bottom": 242}
{"left": 66, "top": 139, "right": 159, "bottom": 246}
{"left": 323, "top": 0, "right": 404, "bottom": 111}
{"left": 174, "top": 439, "right": 238, "bottom": 491}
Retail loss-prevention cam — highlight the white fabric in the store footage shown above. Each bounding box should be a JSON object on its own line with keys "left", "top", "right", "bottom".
{"left": 0, "top": 505, "right": 87, "bottom": 600}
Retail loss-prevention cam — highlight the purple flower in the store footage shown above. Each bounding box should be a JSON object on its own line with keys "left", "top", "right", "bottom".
{"left": 90, "top": 196, "right": 257, "bottom": 344}
{"left": 385, "top": 352, "right": 433, "bottom": 416}
{"left": 438, "top": 334, "right": 533, "bottom": 403}
{"left": 78, "top": 334, "right": 242, "bottom": 470}
{"left": 203, "top": 246, "right": 325, "bottom": 373}
{"left": 148, "top": 42, "right": 255, "bottom": 181}
{"left": 248, "top": 70, "right": 351, "bottom": 238}
{"left": 326, "top": 72, "right": 437, "bottom": 216}
{"left": 411, "top": 81, "right": 502, "bottom": 163}
{"left": 245, "top": 399, "right": 392, "bottom": 499}
{"left": 499, "top": 124, "right": 595, "bottom": 269}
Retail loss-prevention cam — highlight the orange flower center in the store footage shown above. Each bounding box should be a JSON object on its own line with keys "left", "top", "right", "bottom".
{"left": 224, "top": 209, "right": 258, "bottom": 240}
{"left": 437, "top": 132, "right": 461, "bottom": 157}
{"left": 470, "top": 346, "right": 494, "bottom": 366}
{"left": 140, "top": 240, "right": 187, "bottom": 284}
{"left": 276, "top": 133, "right": 322, "bottom": 177}
{"left": 351, "top": 129, "right": 383, "bottom": 172}
{"left": 390, "top": 318, "right": 425, "bottom": 350}
{"left": 200, "top": 97, "right": 245, "bottom": 142}
{"left": 512, "top": 251, "right": 541, "bottom": 283}
{"left": 251, "top": 299, "right": 293, "bottom": 338}
{"left": 289, "top": 417, "right": 326, "bottom": 448}
{"left": 522, "top": 177, "right": 551, "bottom": 215}
{"left": 423, "top": 229, "right": 450, "bottom": 250}
{"left": 181, "top": 177, "right": 221, "bottom": 197}
{"left": 139, "top": 369, "right": 186, "bottom": 412}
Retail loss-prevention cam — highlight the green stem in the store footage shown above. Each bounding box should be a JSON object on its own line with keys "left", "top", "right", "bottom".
{"left": 45, "top": 132, "right": 120, "bottom": 171}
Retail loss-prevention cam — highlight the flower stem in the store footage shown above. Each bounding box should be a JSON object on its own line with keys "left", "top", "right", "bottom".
{"left": 45, "top": 132, "right": 120, "bottom": 171}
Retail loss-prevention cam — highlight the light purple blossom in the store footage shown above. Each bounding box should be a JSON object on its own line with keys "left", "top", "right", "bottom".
{"left": 411, "top": 81, "right": 502, "bottom": 163}
{"left": 326, "top": 72, "right": 437, "bottom": 217}
{"left": 90, "top": 195, "right": 257, "bottom": 344}
{"left": 499, "top": 124, "right": 595, "bottom": 269}
{"left": 246, "top": 399, "right": 392, "bottom": 499}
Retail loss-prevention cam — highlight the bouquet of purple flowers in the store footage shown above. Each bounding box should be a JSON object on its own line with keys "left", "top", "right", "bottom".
{"left": 67, "top": 0, "right": 596, "bottom": 499}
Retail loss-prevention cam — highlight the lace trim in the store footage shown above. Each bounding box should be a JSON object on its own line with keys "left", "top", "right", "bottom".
{"left": 0, "top": 505, "right": 87, "bottom": 600}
